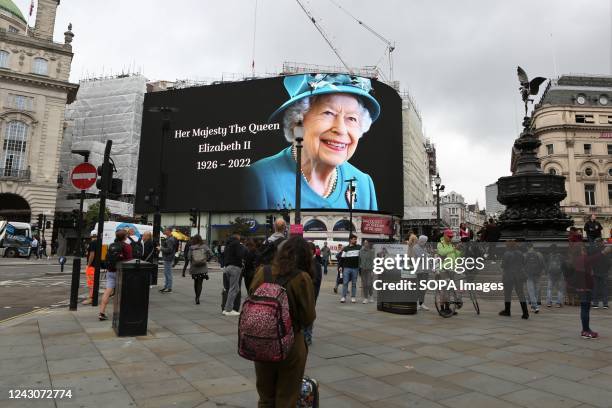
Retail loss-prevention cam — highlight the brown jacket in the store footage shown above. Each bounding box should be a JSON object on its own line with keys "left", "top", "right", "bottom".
{"left": 249, "top": 266, "right": 316, "bottom": 332}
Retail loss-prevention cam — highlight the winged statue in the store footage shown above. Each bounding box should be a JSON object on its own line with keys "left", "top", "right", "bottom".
{"left": 517, "top": 66, "right": 547, "bottom": 115}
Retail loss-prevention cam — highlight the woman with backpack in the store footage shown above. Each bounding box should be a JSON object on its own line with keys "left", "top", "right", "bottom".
{"left": 247, "top": 236, "right": 316, "bottom": 407}
{"left": 188, "top": 235, "right": 212, "bottom": 305}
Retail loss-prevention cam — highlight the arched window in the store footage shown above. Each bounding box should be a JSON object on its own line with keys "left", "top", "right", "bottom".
{"left": 2, "top": 121, "right": 28, "bottom": 177}
{"left": 304, "top": 219, "right": 327, "bottom": 232}
{"left": 0, "top": 50, "right": 9, "bottom": 68}
{"left": 333, "top": 219, "right": 356, "bottom": 232}
{"left": 32, "top": 58, "right": 48, "bottom": 75}
{"left": 548, "top": 168, "right": 557, "bottom": 175}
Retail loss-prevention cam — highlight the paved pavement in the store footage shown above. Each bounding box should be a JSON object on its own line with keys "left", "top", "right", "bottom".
{"left": 1, "top": 267, "right": 612, "bottom": 407}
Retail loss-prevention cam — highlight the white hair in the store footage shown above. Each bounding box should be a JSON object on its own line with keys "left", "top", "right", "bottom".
{"left": 282, "top": 95, "right": 373, "bottom": 143}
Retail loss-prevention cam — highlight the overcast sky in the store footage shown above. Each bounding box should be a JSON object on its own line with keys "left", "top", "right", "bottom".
{"left": 15, "top": 0, "right": 612, "bottom": 207}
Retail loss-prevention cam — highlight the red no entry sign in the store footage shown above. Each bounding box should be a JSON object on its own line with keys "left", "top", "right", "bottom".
{"left": 70, "top": 162, "right": 97, "bottom": 190}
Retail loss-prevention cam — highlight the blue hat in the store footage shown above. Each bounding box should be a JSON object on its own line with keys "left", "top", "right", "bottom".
{"left": 269, "top": 73, "right": 381, "bottom": 123}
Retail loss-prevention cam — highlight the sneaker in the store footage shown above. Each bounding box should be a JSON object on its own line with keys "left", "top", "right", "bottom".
{"left": 340, "top": 297, "right": 346, "bottom": 303}
{"left": 165, "top": 289, "right": 172, "bottom": 293}
{"left": 362, "top": 299, "right": 369, "bottom": 304}
{"left": 351, "top": 298, "right": 356, "bottom": 303}
{"left": 369, "top": 297, "right": 374, "bottom": 303}
{"left": 420, "top": 304, "right": 430, "bottom": 311}
{"left": 225, "top": 310, "right": 240, "bottom": 316}
{"left": 603, "top": 306, "right": 609, "bottom": 310}
{"left": 82, "top": 298, "right": 92, "bottom": 305}
{"left": 592, "top": 305, "right": 599, "bottom": 309}
{"left": 556, "top": 304, "right": 562, "bottom": 308}
{"left": 98, "top": 313, "right": 108, "bottom": 321}
{"left": 159, "top": 288, "right": 168, "bottom": 293}
{"left": 546, "top": 303, "right": 552, "bottom": 308}
{"left": 582, "top": 331, "right": 599, "bottom": 339}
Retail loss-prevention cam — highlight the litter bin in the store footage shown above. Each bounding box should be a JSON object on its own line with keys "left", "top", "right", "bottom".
{"left": 113, "top": 259, "right": 154, "bottom": 336}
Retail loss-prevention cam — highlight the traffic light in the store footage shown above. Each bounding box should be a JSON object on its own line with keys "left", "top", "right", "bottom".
{"left": 266, "top": 215, "right": 274, "bottom": 229}
{"left": 71, "top": 209, "right": 80, "bottom": 229}
{"left": 45, "top": 220, "right": 51, "bottom": 229}
{"left": 96, "top": 162, "right": 112, "bottom": 192}
{"left": 189, "top": 208, "right": 198, "bottom": 227}
{"left": 37, "top": 213, "right": 43, "bottom": 230}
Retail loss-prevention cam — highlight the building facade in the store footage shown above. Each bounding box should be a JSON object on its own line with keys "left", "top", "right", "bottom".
{"left": 440, "top": 191, "right": 465, "bottom": 232}
{"left": 485, "top": 182, "right": 505, "bottom": 217}
{"left": 531, "top": 75, "right": 612, "bottom": 236}
{"left": 0, "top": 0, "right": 77, "bottom": 236}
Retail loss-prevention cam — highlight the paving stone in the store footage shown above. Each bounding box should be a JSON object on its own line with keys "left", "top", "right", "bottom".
{"left": 55, "top": 390, "right": 136, "bottom": 407}
{"left": 379, "top": 371, "right": 469, "bottom": 401}
{"left": 50, "top": 368, "right": 124, "bottom": 396}
{"left": 468, "top": 361, "right": 549, "bottom": 384}
{"left": 520, "top": 360, "right": 594, "bottom": 381}
{"left": 438, "top": 391, "right": 519, "bottom": 408}
{"left": 579, "top": 373, "right": 612, "bottom": 392}
{"left": 0, "top": 356, "right": 48, "bottom": 377}
{"left": 309, "top": 342, "right": 359, "bottom": 359}
{"left": 174, "top": 360, "right": 241, "bottom": 382}
{"left": 319, "top": 395, "right": 370, "bottom": 407}
{"left": 529, "top": 376, "right": 612, "bottom": 407}
{"left": 305, "top": 364, "right": 364, "bottom": 383}
{"left": 43, "top": 343, "right": 101, "bottom": 361}
{"left": 500, "top": 388, "right": 582, "bottom": 408}
{"left": 404, "top": 357, "right": 467, "bottom": 377}
{"left": 326, "top": 376, "right": 405, "bottom": 402}
{"left": 414, "top": 345, "right": 462, "bottom": 360}
{"left": 368, "top": 392, "right": 446, "bottom": 408}
{"left": 136, "top": 391, "right": 208, "bottom": 408}
{"left": 111, "top": 361, "right": 182, "bottom": 385}
{"left": 0, "top": 372, "right": 51, "bottom": 400}
{"left": 47, "top": 355, "right": 109, "bottom": 376}
{"left": 441, "top": 371, "right": 525, "bottom": 396}
{"left": 352, "top": 361, "right": 410, "bottom": 377}
{"left": 97, "top": 344, "right": 159, "bottom": 365}
{"left": 191, "top": 375, "right": 255, "bottom": 397}
{"left": 124, "top": 377, "right": 198, "bottom": 401}
{"left": 209, "top": 390, "right": 259, "bottom": 407}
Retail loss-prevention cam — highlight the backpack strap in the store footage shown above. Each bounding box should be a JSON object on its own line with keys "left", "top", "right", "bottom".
{"left": 263, "top": 265, "right": 273, "bottom": 283}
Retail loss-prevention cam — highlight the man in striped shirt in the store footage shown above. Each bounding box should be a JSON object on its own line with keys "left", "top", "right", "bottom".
{"left": 340, "top": 235, "right": 361, "bottom": 303}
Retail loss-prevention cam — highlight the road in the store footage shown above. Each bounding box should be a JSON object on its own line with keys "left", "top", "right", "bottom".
{"left": 0, "top": 261, "right": 87, "bottom": 321}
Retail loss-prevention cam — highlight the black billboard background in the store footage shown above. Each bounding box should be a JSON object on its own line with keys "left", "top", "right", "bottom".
{"left": 135, "top": 76, "right": 403, "bottom": 214}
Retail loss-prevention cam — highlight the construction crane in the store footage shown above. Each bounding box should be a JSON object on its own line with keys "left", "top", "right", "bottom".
{"left": 327, "top": 0, "right": 396, "bottom": 80}
{"left": 295, "top": 0, "right": 353, "bottom": 74}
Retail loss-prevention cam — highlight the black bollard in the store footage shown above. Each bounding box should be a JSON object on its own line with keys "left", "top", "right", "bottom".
{"left": 69, "top": 257, "right": 81, "bottom": 311}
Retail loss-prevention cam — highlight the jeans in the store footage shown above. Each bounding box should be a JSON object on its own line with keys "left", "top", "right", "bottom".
{"left": 546, "top": 275, "right": 565, "bottom": 305}
{"left": 527, "top": 276, "right": 541, "bottom": 308}
{"left": 322, "top": 259, "right": 328, "bottom": 275}
{"left": 592, "top": 275, "right": 609, "bottom": 307}
{"left": 360, "top": 268, "right": 374, "bottom": 299}
{"left": 580, "top": 291, "right": 592, "bottom": 332}
{"left": 163, "top": 259, "right": 173, "bottom": 289}
{"left": 342, "top": 267, "right": 359, "bottom": 298}
{"left": 224, "top": 265, "right": 242, "bottom": 312}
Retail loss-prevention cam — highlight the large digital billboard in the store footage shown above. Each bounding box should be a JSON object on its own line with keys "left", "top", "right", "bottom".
{"left": 135, "top": 74, "right": 403, "bottom": 214}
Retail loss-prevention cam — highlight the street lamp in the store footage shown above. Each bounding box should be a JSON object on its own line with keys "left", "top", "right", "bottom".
{"left": 345, "top": 177, "right": 356, "bottom": 240}
{"left": 294, "top": 136, "right": 303, "bottom": 225}
{"left": 434, "top": 173, "right": 445, "bottom": 228}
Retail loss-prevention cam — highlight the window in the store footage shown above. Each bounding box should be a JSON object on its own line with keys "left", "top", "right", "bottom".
{"left": 32, "top": 58, "right": 48, "bottom": 75}
{"left": 546, "top": 144, "right": 554, "bottom": 155}
{"left": 576, "top": 114, "right": 595, "bottom": 124}
{"left": 608, "top": 144, "right": 612, "bottom": 155}
{"left": 609, "top": 184, "right": 612, "bottom": 206}
{"left": 10, "top": 95, "right": 33, "bottom": 111}
{"left": 584, "top": 144, "right": 591, "bottom": 155}
{"left": 609, "top": 168, "right": 612, "bottom": 177}
{"left": 1, "top": 121, "right": 28, "bottom": 176}
{"left": 585, "top": 184, "right": 596, "bottom": 206}
{"left": 585, "top": 167, "right": 593, "bottom": 176}
{"left": 548, "top": 168, "right": 557, "bottom": 175}
{"left": 0, "top": 50, "right": 8, "bottom": 68}
{"left": 8, "top": 26, "right": 18, "bottom": 34}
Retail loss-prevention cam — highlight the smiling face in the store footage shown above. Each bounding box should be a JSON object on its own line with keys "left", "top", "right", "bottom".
{"left": 301, "top": 94, "right": 364, "bottom": 167}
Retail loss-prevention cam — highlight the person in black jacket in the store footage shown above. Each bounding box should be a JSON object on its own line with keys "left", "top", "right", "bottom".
{"left": 182, "top": 240, "right": 191, "bottom": 277}
{"left": 584, "top": 215, "right": 603, "bottom": 242}
{"left": 499, "top": 240, "right": 529, "bottom": 319}
{"left": 222, "top": 234, "right": 246, "bottom": 316}
{"left": 242, "top": 239, "right": 258, "bottom": 292}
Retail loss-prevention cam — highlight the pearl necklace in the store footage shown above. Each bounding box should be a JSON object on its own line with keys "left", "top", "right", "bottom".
{"left": 292, "top": 145, "right": 338, "bottom": 198}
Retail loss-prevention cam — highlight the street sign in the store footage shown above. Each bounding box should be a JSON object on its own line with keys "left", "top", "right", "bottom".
{"left": 70, "top": 162, "right": 97, "bottom": 190}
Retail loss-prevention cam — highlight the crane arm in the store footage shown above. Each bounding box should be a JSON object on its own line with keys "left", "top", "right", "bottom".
{"left": 295, "top": 0, "right": 353, "bottom": 73}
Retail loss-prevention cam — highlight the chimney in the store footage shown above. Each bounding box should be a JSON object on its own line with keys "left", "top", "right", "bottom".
{"left": 34, "top": 0, "right": 60, "bottom": 41}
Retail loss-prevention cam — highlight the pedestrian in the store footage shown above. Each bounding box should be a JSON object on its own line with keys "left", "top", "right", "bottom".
{"left": 321, "top": 242, "right": 331, "bottom": 275}
{"left": 51, "top": 239, "right": 58, "bottom": 256}
{"left": 499, "top": 240, "right": 529, "bottom": 319}
{"left": 99, "top": 229, "right": 132, "bottom": 321}
{"left": 223, "top": 233, "right": 246, "bottom": 316}
{"left": 359, "top": 239, "right": 375, "bottom": 304}
{"left": 30, "top": 236, "right": 39, "bottom": 259}
{"left": 413, "top": 235, "right": 431, "bottom": 311}
{"left": 333, "top": 243, "right": 343, "bottom": 294}
{"left": 141, "top": 231, "right": 157, "bottom": 285}
{"left": 584, "top": 214, "right": 603, "bottom": 242}
{"left": 524, "top": 243, "right": 545, "bottom": 313}
{"left": 591, "top": 239, "right": 610, "bottom": 309}
{"left": 437, "top": 229, "right": 462, "bottom": 316}
{"left": 257, "top": 219, "right": 287, "bottom": 267}
{"left": 83, "top": 232, "right": 98, "bottom": 305}
{"left": 188, "top": 234, "right": 213, "bottom": 305}
{"left": 546, "top": 244, "right": 565, "bottom": 308}
{"left": 340, "top": 235, "right": 361, "bottom": 303}
{"left": 249, "top": 236, "right": 316, "bottom": 407}
{"left": 459, "top": 223, "right": 470, "bottom": 242}
{"left": 304, "top": 241, "right": 322, "bottom": 346}
{"left": 159, "top": 227, "right": 178, "bottom": 293}
{"left": 182, "top": 239, "right": 191, "bottom": 277}
{"left": 315, "top": 245, "right": 322, "bottom": 266}
{"left": 243, "top": 239, "right": 258, "bottom": 292}
{"left": 485, "top": 219, "right": 500, "bottom": 261}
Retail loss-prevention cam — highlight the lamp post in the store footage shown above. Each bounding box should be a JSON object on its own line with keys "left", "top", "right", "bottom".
{"left": 434, "top": 173, "right": 445, "bottom": 229}
{"left": 294, "top": 136, "right": 303, "bottom": 225}
{"left": 148, "top": 106, "right": 178, "bottom": 256}
{"left": 345, "top": 177, "right": 356, "bottom": 240}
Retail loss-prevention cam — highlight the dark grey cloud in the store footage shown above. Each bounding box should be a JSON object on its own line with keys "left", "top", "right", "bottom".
{"left": 14, "top": 0, "right": 610, "bottom": 205}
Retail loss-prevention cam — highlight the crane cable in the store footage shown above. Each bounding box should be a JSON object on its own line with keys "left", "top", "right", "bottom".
{"left": 251, "top": 0, "right": 258, "bottom": 76}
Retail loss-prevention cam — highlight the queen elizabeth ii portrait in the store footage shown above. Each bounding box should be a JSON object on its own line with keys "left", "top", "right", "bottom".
{"left": 247, "top": 73, "right": 381, "bottom": 211}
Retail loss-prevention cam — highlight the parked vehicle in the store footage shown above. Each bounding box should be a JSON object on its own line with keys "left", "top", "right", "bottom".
{"left": 0, "top": 221, "right": 32, "bottom": 258}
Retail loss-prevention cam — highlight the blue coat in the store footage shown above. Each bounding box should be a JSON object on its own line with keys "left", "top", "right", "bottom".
{"left": 247, "top": 146, "right": 378, "bottom": 211}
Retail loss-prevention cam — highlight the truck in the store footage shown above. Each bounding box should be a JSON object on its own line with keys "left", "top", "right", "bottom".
{"left": 0, "top": 221, "right": 32, "bottom": 258}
